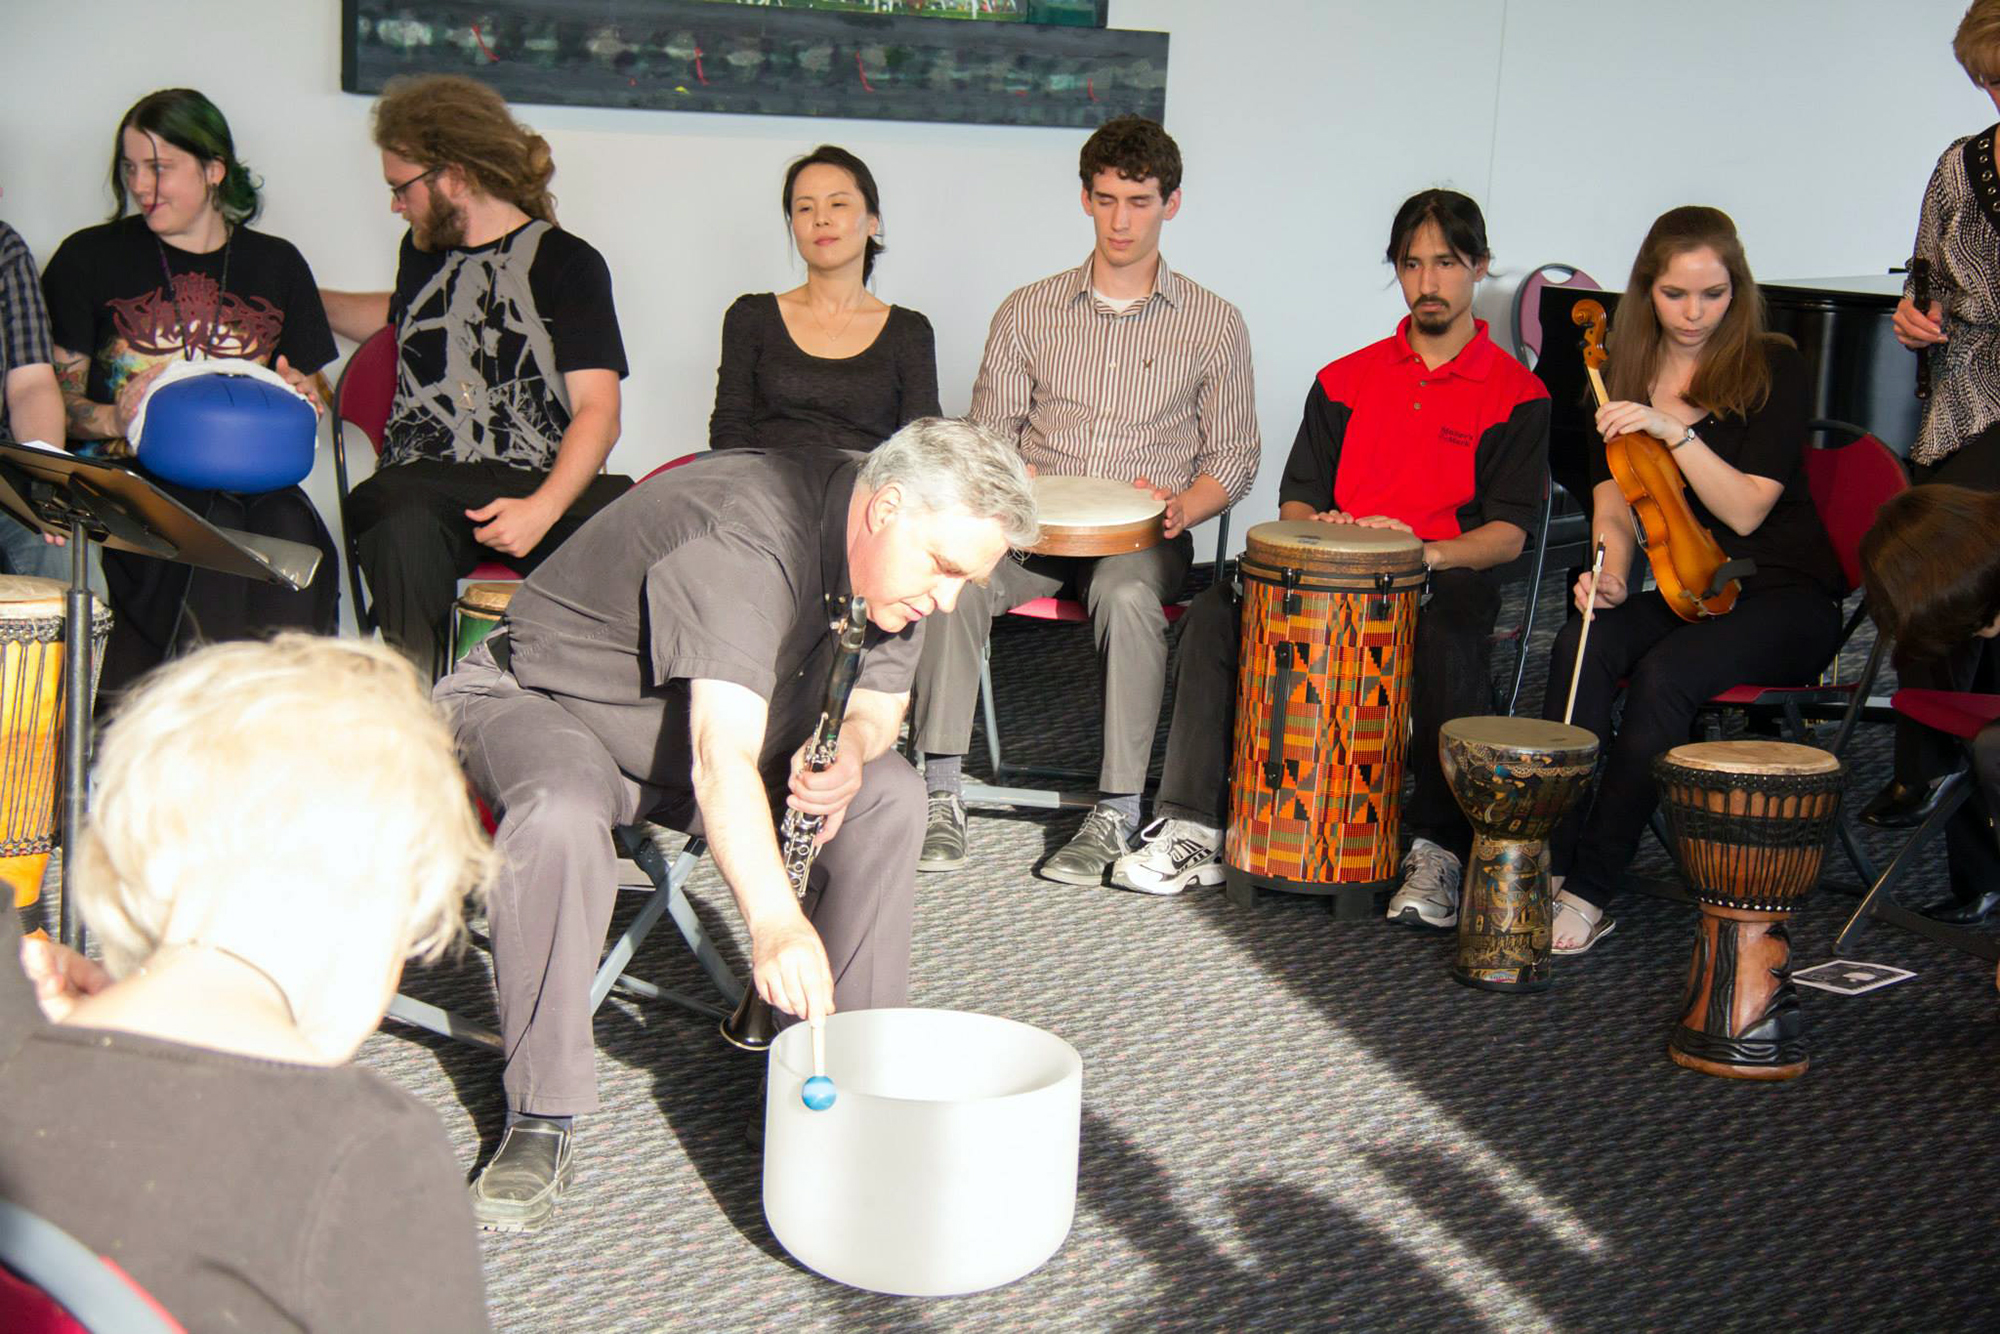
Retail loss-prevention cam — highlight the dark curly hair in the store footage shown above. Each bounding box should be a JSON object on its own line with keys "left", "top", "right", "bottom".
{"left": 1078, "top": 116, "right": 1182, "bottom": 199}
{"left": 109, "top": 89, "right": 261, "bottom": 226}
{"left": 372, "top": 75, "right": 557, "bottom": 223}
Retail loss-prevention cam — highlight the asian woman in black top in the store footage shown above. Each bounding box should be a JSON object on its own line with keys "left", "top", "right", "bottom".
{"left": 708, "top": 145, "right": 940, "bottom": 453}
{"left": 1541, "top": 206, "right": 1845, "bottom": 954}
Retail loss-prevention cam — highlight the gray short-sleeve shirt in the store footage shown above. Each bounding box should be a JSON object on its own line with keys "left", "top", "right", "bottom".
{"left": 502, "top": 448, "right": 920, "bottom": 785}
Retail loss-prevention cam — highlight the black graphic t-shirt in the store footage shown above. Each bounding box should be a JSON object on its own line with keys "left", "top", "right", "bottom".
{"left": 384, "top": 220, "right": 626, "bottom": 472}
{"left": 41, "top": 215, "right": 334, "bottom": 430}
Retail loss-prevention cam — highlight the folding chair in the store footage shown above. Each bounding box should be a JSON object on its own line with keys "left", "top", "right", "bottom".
{"left": 963, "top": 514, "right": 1230, "bottom": 810}
{"left": 1833, "top": 689, "right": 2000, "bottom": 962}
{"left": 327, "top": 326, "right": 522, "bottom": 640}
{"left": 1507, "top": 263, "right": 1603, "bottom": 367}
{"left": 387, "top": 452, "right": 741, "bottom": 1052}
{"left": 1488, "top": 470, "right": 1555, "bottom": 717}
{"left": 0, "top": 1199, "right": 183, "bottom": 1334}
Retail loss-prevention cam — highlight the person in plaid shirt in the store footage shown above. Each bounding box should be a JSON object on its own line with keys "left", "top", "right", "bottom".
{"left": 0, "top": 219, "right": 66, "bottom": 578}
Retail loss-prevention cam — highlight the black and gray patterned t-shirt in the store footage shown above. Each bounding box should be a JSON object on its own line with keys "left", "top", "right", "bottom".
{"left": 384, "top": 219, "right": 627, "bottom": 471}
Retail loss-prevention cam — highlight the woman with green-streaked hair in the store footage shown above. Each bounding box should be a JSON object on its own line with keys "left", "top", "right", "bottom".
{"left": 39, "top": 87, "right": 340, "bottom": 694}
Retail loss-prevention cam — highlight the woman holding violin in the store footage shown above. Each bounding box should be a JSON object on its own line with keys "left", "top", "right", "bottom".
{"left": 1541, "top": 206, "right": 1844, "bottom": 954}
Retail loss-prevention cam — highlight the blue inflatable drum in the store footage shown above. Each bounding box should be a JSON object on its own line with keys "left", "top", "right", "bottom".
{"left": 137, "top": 374, "right": 316, "bottom": 494}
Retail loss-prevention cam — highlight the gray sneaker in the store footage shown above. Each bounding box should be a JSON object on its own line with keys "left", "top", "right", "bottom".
{"left": 1038, "top": 805, "right": 1133, "bottom": 885}
{"left": 1386, "top": 837, "right": 1462, "bottom": 929}
{"left": 469, "top": 1118, "right": 575, "bottom": 1233}
{"left": 919, "top": 793, "right": 967, "bottom": 872}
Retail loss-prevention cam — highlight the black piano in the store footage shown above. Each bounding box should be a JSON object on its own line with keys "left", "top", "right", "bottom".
{"left": 1535, "top": 275, "right": 1918, "bottom": 513}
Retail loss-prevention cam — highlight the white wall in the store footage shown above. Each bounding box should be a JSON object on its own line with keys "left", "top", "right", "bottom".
{"left": 0, "top": 0, "right": 1981, "bottom": 581}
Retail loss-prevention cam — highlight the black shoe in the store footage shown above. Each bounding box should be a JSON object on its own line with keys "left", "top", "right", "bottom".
{"left": 919, "top": 792, "right": 967, "bottom": 872}
{"left": 1860, "top": 777, "right": 1948, "bottom": 830}
{"left": 1925, "top": 891, "right": 2000, "bottom": 925}
{"left": 469, "top": 1118, "right": 575, "bottom": 1233}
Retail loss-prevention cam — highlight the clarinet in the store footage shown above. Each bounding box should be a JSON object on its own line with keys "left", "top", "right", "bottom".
{"left": 1912, "top": 257, "right": 1935, "bottom": 401}
{"left": 721, "top": 594, "right": 870, "bottom": 1051}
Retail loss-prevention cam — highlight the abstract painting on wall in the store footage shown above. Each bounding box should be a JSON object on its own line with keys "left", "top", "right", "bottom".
{"left": 342, "top": 0, "right": 1167, "bottom": 128}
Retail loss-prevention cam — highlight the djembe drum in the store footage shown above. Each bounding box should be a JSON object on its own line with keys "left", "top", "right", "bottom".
{"left": 1653, "top": 741, "right": 1845, "bottom": 1080}
{"left": 1025, "top": 476, "right": 1166, "bottom": 557}
{"left": 452, "top": 580, "right": 520, "bottom": 665}
{"left": 0, "top": 576, "right": 112, "bottom": 930}
{"left": 1439, "top": 716, "right": 1599, "bottom": 991}
{"left": 1224, "top": 521, "right": 1427, "bottom": 917}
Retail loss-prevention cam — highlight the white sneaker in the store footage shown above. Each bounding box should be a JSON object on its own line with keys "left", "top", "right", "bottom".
{"left": 1386, "top": 837, "right": 1461, "bottom": 928}
{"left": 1110, "top": 818, "right": 1225, "bottom": 895}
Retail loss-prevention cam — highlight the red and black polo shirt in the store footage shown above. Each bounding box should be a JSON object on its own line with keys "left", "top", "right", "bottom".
{"left": 1277, "top": 317, "right": 1549, "bottom": 541}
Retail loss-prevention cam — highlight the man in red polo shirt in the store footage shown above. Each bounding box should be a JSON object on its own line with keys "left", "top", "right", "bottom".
{"left": 1109, "top": 189, "right": 1548, "bottom": 928}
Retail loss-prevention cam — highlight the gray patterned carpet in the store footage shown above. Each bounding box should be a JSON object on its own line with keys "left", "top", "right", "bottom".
{"left": 356, "top": 570, "right": 2000, "bottom": 1333}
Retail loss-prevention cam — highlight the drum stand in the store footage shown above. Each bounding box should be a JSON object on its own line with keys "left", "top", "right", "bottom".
{"left": 0, "top": 443, "right": 321, "bottom": 949}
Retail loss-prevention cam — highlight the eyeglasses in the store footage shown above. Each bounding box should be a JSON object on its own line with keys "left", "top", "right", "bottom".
{"left": 388, "top": 166, "right": 442, "bottom": 203}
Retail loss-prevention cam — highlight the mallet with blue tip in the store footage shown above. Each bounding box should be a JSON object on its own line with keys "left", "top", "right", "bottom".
{"left": 803, "top": 1015, "right": 837, "bottom": 1111}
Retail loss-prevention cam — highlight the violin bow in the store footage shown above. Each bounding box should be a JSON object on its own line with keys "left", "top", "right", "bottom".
{"left": 1563, "top": 539, "right": 1608, "bottom": 727}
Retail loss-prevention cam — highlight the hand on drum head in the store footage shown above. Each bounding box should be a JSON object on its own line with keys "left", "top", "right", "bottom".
{"left": 788, "top": 740, "right": 863, "bottom": 845}
{"left": 114, "top": 361, "right": 169, "bottom": 436}
{"left": 1572, "top": 568, "right": 1629, "bottom": 615}
{"left": 751, "top": 913, "right": 835, "bottom": 1024}
{"left": 273, "top": 356, "right": 327, "bottom": 418}
{"left": 1307, "top": 509, "right": 1356, "bottom": 525}
{"left": 1352, "top": 514, "right": 1415, "bottom": 535}
{"left": 1131, "top": 475, "right": 1186, "bottom": 539}
{"left": 18, "top": 935, "right": 112, "bottom": 1022}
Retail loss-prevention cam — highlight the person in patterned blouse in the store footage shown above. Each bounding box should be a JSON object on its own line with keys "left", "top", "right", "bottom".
{"left": 1859, "top": 0, "right": 2000, "bottom": 899}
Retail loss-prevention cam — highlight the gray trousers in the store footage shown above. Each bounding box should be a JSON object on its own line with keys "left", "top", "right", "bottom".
{"left": 436, "top": 643, "right": 923, "bottom": 1116}
{"left": 910, "top": 534, "right": 1192, "bottom": 794}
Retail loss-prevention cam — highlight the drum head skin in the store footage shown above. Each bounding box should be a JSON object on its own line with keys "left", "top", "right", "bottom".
{"left": 1245, "top": 520, "right": 1423, "bottom": 560}
{"left": 0, "top": 576, "right": 69, "bottom": 619}
{"left": 459, "top": 581, "right": 520, "bottom": 615}
{"left": 1027, "top": 476, "right": 1166, "bottom": 557}
{"left": 1442, "top": 715, "right": 1599, "bottom": 758}
{"left": 1659, "top": 740, "right": 1841, "bottom": 777}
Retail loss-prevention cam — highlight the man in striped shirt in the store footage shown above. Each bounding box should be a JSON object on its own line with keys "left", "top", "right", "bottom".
{"left": 912, "top": 116, "right": 1260, "bottom": 884}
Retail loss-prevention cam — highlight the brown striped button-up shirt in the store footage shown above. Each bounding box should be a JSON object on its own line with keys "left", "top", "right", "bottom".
{"left": 968, "top": 254, "right": 1260, "bottom": 504}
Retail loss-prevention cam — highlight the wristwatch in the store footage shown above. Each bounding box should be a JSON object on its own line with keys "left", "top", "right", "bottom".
{"left": 1669, "top": 425, "right": 1697, "bottom": 451}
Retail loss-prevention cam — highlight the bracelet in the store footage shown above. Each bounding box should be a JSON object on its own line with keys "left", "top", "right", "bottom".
{"left": 1669, "top": 425, "right": 1697, "bottom": 451}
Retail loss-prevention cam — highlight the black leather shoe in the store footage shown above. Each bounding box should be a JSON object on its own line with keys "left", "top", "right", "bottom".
{"left": 1924, "top": 891, "right": 2000, "bottom": 925}
{"left": 919, "top": 793, "right": 967, "bottom": 872}
{"left": 469, "top": 1118, "right": 574, "bottom": 1233}
{"left": 1860, "top": 777, "right": 1948, "bottom": 830}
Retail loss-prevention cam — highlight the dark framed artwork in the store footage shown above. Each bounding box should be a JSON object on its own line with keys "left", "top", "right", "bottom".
{"left": 341, "top": 1, "right": 1167, "bottom": 129}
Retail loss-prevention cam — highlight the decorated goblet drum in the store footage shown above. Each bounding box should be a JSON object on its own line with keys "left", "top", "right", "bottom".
{"left": 1439, "top": 716, "right": 1599, "bottom": 991}
{"left": 1652, "top": 741, "right": 1845, "bottom": 1081}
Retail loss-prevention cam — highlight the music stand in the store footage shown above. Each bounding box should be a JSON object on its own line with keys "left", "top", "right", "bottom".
{"left": 0, "top": 440, "right": 321, "bottom": 947}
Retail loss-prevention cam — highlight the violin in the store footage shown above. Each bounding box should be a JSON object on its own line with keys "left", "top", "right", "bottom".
{"left": 1570, "top": 299, "right": 1752, "bottom": 621}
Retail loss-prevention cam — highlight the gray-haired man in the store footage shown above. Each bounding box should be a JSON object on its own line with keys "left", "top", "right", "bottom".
{"left": 435, "top": 419, "right": 1036, "bottom": 1232}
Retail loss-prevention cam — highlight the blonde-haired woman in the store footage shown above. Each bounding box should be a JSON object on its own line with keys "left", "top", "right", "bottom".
{"left": 4, "top": 635, "right": 496, "bottom": 1331}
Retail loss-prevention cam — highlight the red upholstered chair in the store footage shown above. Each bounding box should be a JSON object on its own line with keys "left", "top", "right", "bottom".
{"left": 328, "top": 324, "right": 525, "bottom": 636}
{"left": 0, "top": 1200, "right": 183, "bottom": 1333}
{"left": 1694, "top": 420, "right": 1909, "bottom": 746}
{"left": 1833, "top": 689, "right": 2000, "bottom": 962}
{"left": 387, "top": 449, "right": 735, "bottom": 1052}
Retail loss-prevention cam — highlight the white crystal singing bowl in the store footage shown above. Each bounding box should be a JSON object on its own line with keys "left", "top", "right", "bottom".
{"left": 762, "top": 1007, "right": 1083, "bottom": 1296}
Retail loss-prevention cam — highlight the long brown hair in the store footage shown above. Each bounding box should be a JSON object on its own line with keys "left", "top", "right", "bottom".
{"left": 1607, "top": 206, "right": 1787, "bottom": 419}
{"left": 1860, "top": 484, "right": 2000, "bottom": 663}
{"left": 372, "top": 75, "right": 556, "bottom": 223}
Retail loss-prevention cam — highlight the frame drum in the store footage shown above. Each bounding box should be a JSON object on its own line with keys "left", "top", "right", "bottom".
{"left": 1025, "top": 477, "right": 1166, "bottom": 558}
{"left": 1224, "top": 521, "right": 1427, "bottom": 916}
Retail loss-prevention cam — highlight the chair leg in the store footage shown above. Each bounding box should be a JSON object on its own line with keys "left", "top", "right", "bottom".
{"left": 608, "top": 828, "right": 742, "bottom": 1018}
{"left": 978, "top": 646, "right": 1006, "bottom": 780}
{"left": 1833, "top": 771, "right": 1999, "bottom": 960}
{"left": 385, "top": 992, "right": 502, "bottom": 1051}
